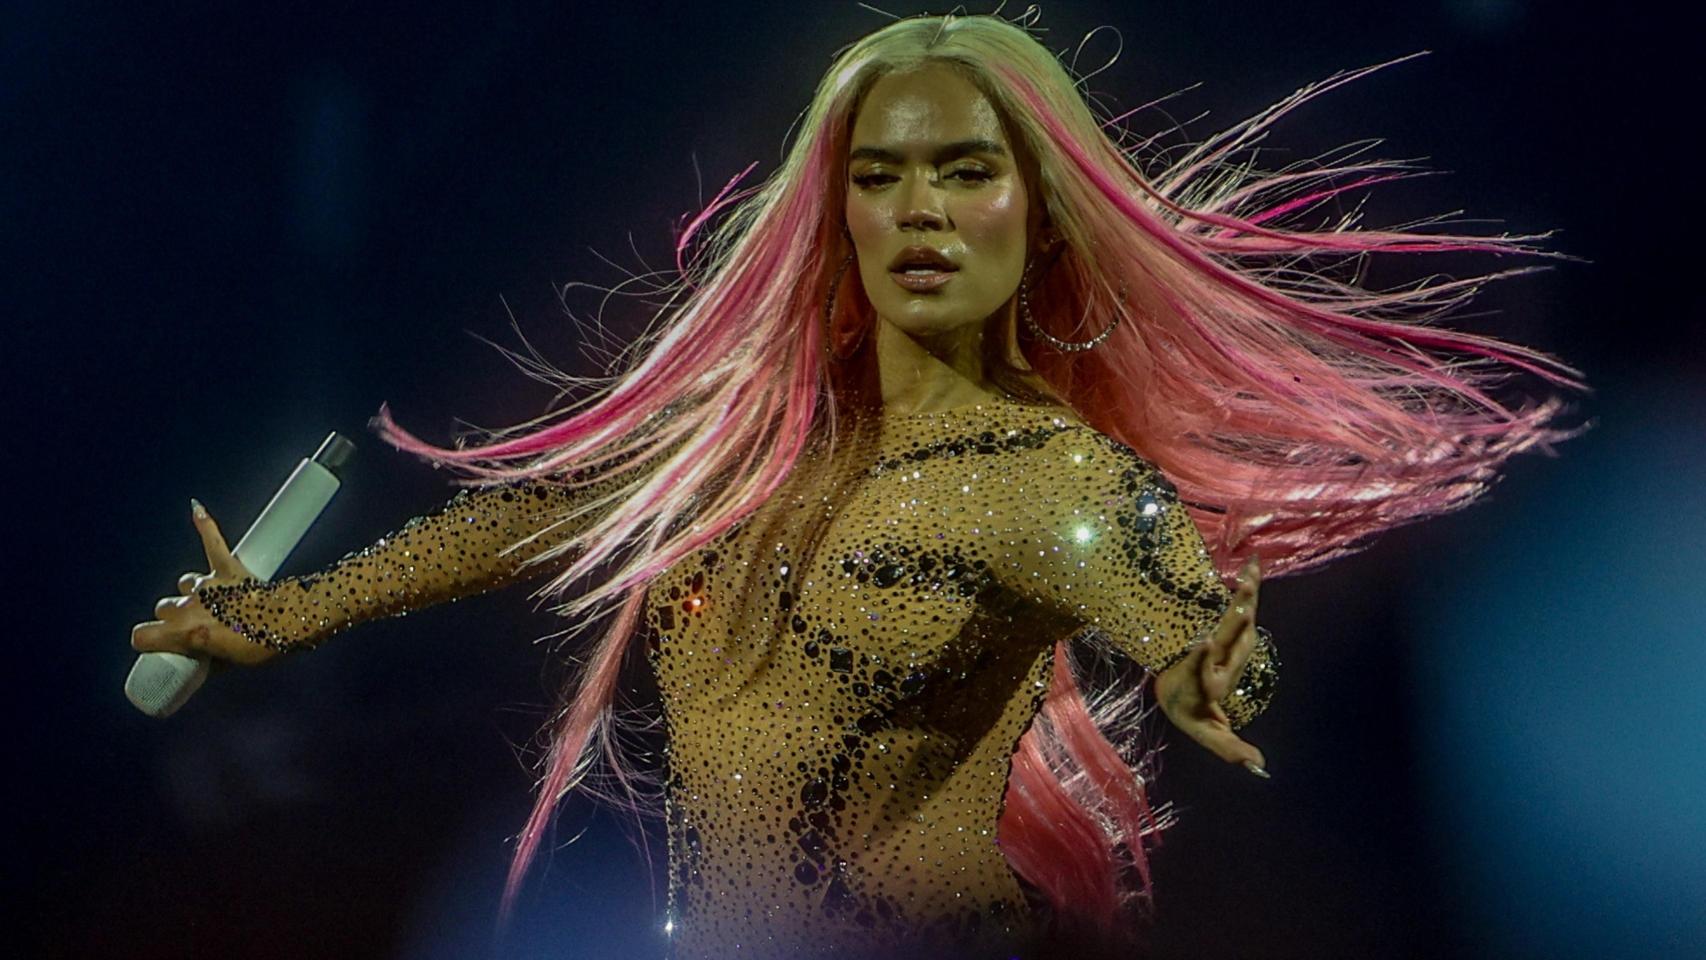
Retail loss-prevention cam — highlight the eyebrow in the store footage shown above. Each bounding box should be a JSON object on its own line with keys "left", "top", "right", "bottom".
{"left": 847, "top": 139, "right": 1009, "bottom": 165}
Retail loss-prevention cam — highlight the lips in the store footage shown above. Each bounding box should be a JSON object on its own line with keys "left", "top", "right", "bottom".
{"left": 888, "top": 245, "right": 959, "bottom": 273}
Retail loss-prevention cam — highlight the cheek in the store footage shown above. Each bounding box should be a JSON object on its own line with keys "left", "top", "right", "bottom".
{"left": 958, "top": 184, "right": 1028, "bottom": 263}
{"left": 844, "top": 195, "right": 884, "bottom": 248}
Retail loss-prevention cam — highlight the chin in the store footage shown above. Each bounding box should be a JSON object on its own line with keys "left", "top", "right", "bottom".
{"left": 879, "top": 300, "right": 993, "bottom": 339}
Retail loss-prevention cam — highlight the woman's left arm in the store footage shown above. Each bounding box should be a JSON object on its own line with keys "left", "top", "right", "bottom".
{"left": 997, "top": 428, "right": 1279, "bottom": 757}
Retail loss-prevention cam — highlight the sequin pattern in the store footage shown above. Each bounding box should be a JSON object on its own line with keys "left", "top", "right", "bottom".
{"left": 196, "top": 396, "right": 1278, "bottom": 958}
{"left": 196, "top": 470, "right": 637, "bottom": 651}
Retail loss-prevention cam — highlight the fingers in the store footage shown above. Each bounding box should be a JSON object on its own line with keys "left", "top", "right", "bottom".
{"left": 131, "top": 611, "right": 206, "bottom": 656}
{"left": 190, "top": 498, "right": 240, "bottom": 577}
{"left": 1231, "top": 552, "right": 1260, "bottom": 629}
{"left": 135, "top": 589, "right": 199, "bottom": 654}
{"left": 131, "top": 619, "right": 167, "bottom": 653}
{"left": 1208, "top": 554, "right": 1261, "bottom": 651}
{"left": 1203, "top": 554, "right": 1261, "bottom": 702}
{"left": 1201, "top": 619, "right": 1257, "bottom": 704}
{"left": 132, "top": 501, "right": 255, "bottom": 661}
{"left": 1178, "top": 708, "right": 1268, "bottom": 773}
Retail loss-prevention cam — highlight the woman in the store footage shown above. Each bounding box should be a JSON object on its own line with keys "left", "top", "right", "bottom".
{"left": 131, "top": 12, "right": 1583, "bottom": 959}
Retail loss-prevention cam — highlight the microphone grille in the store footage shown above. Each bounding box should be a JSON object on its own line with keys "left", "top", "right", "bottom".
{"left": 125, "top": 653, "right": 206, "bottom": 719}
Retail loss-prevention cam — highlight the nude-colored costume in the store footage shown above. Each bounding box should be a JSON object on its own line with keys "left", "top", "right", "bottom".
{"left": 199, "top": 395, "right": 1277, "bottom": 958}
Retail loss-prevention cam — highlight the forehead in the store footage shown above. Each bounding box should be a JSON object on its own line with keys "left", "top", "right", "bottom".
{"left": 849, "top": 64, "right": 1006, "bottom": 152}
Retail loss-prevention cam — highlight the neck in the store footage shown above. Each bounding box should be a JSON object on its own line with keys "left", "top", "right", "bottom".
{"left": 872, "top": 314, "right": 1002, "bottom": 415}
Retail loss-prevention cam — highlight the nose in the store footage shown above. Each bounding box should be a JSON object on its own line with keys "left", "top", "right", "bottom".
{"left": 897, "top": 173, "right": 947, "bottom": 232}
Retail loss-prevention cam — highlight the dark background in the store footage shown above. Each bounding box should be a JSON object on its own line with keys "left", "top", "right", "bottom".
{"left": 8, "top": 2, "right": 1700, "bottom": 958}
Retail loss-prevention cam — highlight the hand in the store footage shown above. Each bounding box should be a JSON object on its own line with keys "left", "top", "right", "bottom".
{"left": 131, "top": 499, "right": 275, "bottom": 666}
{"left": 1153, "top": 553, "right": 1269, "bottom": 777}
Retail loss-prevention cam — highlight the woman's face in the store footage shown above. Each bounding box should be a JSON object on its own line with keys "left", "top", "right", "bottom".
{"left": 844, "top": 63, "right": 1032, "bottom": 340}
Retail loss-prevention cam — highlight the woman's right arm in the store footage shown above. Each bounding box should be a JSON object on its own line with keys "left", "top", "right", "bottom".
{"left": 204, "top": 478, "right": 603, "bottom": 651}
{"left": 132, "top": 470, "right": 632, "bottom": 662}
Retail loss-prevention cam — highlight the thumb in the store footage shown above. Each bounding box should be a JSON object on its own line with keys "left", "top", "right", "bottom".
{"left": 190, "top": 498, "right": 242, "bottom": 577}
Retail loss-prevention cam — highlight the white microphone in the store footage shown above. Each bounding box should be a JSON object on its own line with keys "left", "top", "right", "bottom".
{"left": 125, "top": 431, "right": 356, "bottom": 718}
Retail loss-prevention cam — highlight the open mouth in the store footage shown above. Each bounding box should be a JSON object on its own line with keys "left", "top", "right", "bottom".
{"left": 888, "top": 246, "right": 959, "bottom": 291}
{"left": 890, "top": 269, "right": 956, "bottom": 292}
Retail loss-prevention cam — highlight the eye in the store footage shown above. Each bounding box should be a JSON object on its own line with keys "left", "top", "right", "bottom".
{"left": 851, "top": 168, "right": 993, "bottom": 189}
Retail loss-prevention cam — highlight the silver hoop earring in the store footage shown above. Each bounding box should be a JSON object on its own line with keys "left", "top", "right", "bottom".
{"left": 1018, "top": 262, "right": 1125, "bottom": 353}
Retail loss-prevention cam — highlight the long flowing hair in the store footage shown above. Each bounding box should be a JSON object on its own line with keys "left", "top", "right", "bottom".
{"left": 370, "top": 10, "right": 1586, "bottom": 940}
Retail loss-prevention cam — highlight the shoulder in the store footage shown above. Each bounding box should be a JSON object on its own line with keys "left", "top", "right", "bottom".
{"left": 1018, "top": 418, "right": 1172, "bottom": 494}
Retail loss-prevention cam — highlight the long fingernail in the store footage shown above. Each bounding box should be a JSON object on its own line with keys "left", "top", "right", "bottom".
{"left": 1243, "top": 761, "right": 1270, "bottom": 779}
{"left": 191, "top": 498, "right": 207, "bottom": 520}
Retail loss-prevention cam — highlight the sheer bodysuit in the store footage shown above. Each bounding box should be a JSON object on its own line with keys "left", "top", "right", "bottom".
{"left": 198, "top": 395, "right": 1278, "bottom": 959}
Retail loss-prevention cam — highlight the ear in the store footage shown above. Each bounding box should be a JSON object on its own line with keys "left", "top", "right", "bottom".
{"left": 1029, "top": 225, "right": 1067, "bottom": 276}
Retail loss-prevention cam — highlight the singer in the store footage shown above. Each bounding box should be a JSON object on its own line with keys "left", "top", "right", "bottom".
{"left": 131, "top": 12, "right": 1585, "bottom": 959}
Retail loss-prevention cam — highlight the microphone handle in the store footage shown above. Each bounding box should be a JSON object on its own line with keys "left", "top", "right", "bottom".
{"left": 125, "top": 432, "right": 355, "bottom": 718}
